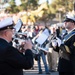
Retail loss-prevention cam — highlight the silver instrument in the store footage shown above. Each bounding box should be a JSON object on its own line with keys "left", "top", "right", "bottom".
{"left": 14, "top": 19, "right": 23, "bottom": 32}
{"left": 12, "top": 19, "right": 26, "bottom": 50}
{"left": 12, "top": 19, "right": 40, "bottom": 54}
{"left": 12, "top": 33, "right": 26, "bottom": 50}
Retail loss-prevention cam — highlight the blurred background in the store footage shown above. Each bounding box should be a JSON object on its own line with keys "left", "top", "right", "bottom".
{"left": 0, "top": 0, "right": 75, "bottom": 26}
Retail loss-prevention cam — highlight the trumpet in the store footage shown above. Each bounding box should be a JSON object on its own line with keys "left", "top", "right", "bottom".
{"left": 12, "top": 32, "right": 27, "bottom": 50}
{"left": 12, "top": 32, "right": 40, "bottom": 55}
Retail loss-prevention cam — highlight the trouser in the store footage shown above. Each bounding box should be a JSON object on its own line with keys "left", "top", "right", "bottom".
{"left": 37, "top": 51, "right": 49, "bottom": 73}
{"left": 47, "top": 48, "right": 59, "bottom": 71}
{"left": 47, "top": 52, "right": 52, "bottom": 70}
{"left": 52, "top": 50, "right": 59, "bottom": 71}
{"left": 47, "top": 47, "right": 53, "bottom": 70}
{"left": 59, "top": 72, "right": 74, "bottom": 75}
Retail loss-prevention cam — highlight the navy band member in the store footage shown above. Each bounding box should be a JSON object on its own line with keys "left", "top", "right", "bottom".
{"left": 52, "top": 14, "right": 75, "bottom": 75}
{"left": 0, "top": 17, "right": 33, "bottom": 75}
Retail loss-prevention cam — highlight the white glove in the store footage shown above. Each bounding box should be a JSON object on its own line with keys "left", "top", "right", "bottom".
{"left": 51, "top": 40, "right": 57, "bottom": 47}
{"left": 56, "top": 37, "right": 61, "bottom": 47}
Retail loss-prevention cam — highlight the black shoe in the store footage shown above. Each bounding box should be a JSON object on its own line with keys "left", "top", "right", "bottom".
{"left": 46, "top": 72, "right": 50, "bottom": 74}
{"left": 50, "top": 70, "right": 56, "bottom": 72}
{"left": 38, "top": 72, "right": 42, "bottom": 74}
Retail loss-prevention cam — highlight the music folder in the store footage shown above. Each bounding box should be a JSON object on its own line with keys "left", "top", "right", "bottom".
{"left": 35, "top": 33, "right": 48, "bottom": 45}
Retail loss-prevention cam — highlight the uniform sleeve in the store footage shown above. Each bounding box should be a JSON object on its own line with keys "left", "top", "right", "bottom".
{"left": 5, "top": 46, "right": 34, "bottom": 70}
{"left": 65, "top": 35, "right": 75, "bottom": 54}
{"left": 64, "top": 35, "right": 75, "bottom": 70}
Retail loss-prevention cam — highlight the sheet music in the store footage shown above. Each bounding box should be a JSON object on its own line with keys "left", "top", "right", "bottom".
{"left": 35, "top": 33, "right": 48, "bottom": 45}
{"left": 14, "top": 19, "right": 22, "bottom": 32}
{"left": 42, "top": 29, "right": 50, "bottom": 36}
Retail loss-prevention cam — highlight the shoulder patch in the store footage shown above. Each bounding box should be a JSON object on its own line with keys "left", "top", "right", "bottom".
{"left": 73, "top": 42, "right": 75, "bottom": 46}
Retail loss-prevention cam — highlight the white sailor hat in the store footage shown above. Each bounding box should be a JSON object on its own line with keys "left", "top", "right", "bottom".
{"left": 64, "top": 14, "right": 75, "bottom": 22}
{"left": 0, "top": 17, "right": 14, "bottom": 31}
